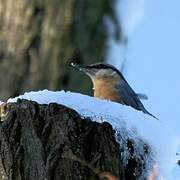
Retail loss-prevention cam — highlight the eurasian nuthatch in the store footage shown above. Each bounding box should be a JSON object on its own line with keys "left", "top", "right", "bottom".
{"left": 71, "top": 62, "right": 157, "bottom": 119}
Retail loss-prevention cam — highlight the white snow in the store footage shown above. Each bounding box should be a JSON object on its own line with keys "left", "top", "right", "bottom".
{"left": 7, "top": 90, "right": 179, "bottom": 179}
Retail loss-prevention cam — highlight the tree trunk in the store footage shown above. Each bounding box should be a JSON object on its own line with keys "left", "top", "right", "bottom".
{"left": 0, "top": 0, "right": 121, "bottom": 100}
{"left": 0, "top": 100, "right": 152, "bottom": 180}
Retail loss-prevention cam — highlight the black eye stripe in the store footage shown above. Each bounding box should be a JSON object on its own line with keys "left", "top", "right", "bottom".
{"left": 86, "top": 63, "right": 124, "bottom": 79}
{"left": 87, "top": 64, "right": 109, "bottom": 69}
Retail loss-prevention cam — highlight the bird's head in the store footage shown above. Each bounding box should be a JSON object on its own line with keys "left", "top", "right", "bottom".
{"left": 71, "top": 62, "right": 123, "bottom": 82}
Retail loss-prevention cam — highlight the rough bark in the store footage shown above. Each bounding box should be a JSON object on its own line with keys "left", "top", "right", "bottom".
{"left": 0, "top": 0, "right": 121, "bottom": 100}
{"left": 0, "top": 100, "right": 152, "bottom": 180}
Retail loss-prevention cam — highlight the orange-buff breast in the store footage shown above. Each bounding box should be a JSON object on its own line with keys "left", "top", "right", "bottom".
{"left": 93, "top": 79, "right": 121, "bottom": 102}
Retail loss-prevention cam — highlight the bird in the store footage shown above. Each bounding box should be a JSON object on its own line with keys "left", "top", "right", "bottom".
{"left": 71, "top": 62, "right": 158, "bottom": 119}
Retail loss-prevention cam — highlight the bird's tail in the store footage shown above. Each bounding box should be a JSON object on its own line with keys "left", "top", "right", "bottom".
{"left": 143, "top": 109, "right": 158, "bottom": 120}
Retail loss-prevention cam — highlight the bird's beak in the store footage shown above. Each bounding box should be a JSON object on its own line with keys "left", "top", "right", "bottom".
{"left": 70, "top": 62, "right": 95, "bottom": 76}
{"left": 70, "top": 62, "right": 85, "bottom": 71}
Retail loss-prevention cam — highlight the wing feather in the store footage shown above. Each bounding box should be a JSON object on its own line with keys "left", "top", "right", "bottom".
{"left": 136, "top": 93, "right": 148, "bottom": 100}
{"left": 116, "top": 80, "right": 158, "bottom": 119}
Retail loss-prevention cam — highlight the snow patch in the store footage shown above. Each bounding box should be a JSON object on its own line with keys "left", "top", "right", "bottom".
{"left": 7, "top": 90, "right": 179, "bottom": 179}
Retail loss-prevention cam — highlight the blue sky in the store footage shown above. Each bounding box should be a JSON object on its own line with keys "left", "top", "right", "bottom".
{"left": 108, "top": 1, "right": 180, "bottom": 177}
{"left": 119, "top": 0, "right": 180, "bottom": 133}
{"left": 118, "top": 1, "right": 180, "bottom": 178}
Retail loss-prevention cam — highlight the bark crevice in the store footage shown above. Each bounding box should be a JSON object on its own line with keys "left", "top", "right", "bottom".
{"left": 0, "top": 100, "right": 152, "bottom": 180}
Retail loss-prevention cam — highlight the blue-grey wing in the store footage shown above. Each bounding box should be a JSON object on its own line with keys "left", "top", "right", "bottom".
{"left": 116, "top": 80, "right": 158, "bottom": 119}
{"left": 116, "top": 80, "right": 145, "bottom": 111}
{"left": 136, "top": 93, "right": 148, "bottom": 100}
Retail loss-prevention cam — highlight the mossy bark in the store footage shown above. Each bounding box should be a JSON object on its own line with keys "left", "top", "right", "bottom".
{"left": 0, "top": 100, "right": 152, "bottom": 180}
{"left": 0, "top": 0, "right": 121, "bottom": 100}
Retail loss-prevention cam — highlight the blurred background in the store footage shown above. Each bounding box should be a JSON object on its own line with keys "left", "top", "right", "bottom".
{"left": 0, "top": 0, "right": 122, "bottom": 99}
{"left": 0, "top": 0, "right": 180, "bottom": 178}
